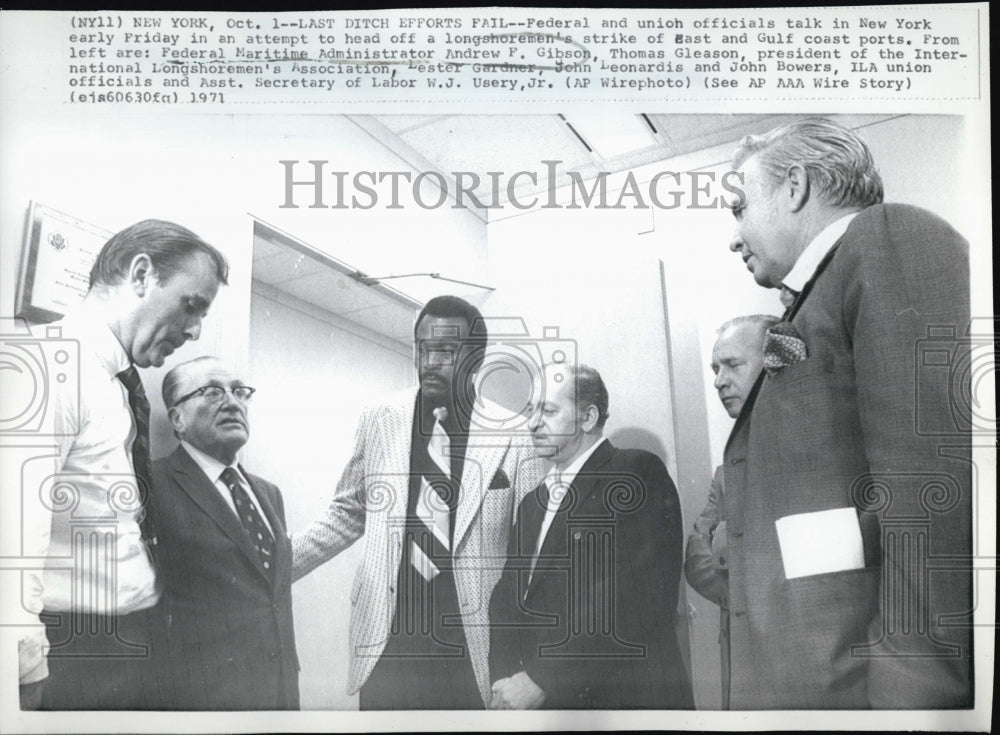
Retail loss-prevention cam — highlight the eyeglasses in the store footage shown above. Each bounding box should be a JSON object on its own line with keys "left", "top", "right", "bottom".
{"left": 172, "top": 385, "right": 256, "bottom": 408}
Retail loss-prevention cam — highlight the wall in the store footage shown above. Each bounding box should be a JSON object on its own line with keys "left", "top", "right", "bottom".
{"left": 0, "top": 110, "right": 487, "bottom": 458}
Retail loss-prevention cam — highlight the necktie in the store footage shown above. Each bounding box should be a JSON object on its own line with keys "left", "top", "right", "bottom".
{"left": 116, "top": 366, "right": 157, "bottom": 550}
{"left": 763, "top": 321, "right": 808, "bottom": 375}
{"left": 411, "top": 407, "right": 453, "bottom": 582}
{"left": 528, "top": 472, "right": 561, "bottom": 586}
{"left": 220, "top": 467, "right": 275, "bottom": 576}
{"left": 779, "top": 285, "right": 800, "bottom": 310}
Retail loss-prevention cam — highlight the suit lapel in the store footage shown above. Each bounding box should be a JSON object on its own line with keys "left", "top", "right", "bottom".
{"left": 528, "top": 440, "right": 615, "bottom": 597}
{"left": 167, "top": 446, "right": 251, "bottom": 557}
{"left": 452, "top": 430, "right": 505, "bottom": 550}
{"left": 242, "top": 467, "right": 290, "bottom": 592}
{"left": 726, "top": 239, "right": 845, "bottom": 452}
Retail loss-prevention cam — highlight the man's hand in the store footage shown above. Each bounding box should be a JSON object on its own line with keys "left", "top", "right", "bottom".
{"left": 490, "top": 671, "right": 546, "bottom": 710}
{"left": 20, "top": 680, "right": 44, "bottom": 710}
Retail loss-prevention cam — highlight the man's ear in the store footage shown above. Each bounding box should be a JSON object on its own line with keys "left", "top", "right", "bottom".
{"left": 167, "top": 406, "right": 185, "bottom": 436}
{"left": 785, "top": 164, "right": 810, "bottom": 212}
{"left": 581, "top": 404, "right": 600, "bottom": 433}
{"left": 128, "top": 254, "right": 156, "bottom": 297}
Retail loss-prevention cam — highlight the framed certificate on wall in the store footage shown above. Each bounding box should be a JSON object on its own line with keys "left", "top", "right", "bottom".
{"left": 14, "top": 202, "right": 111, "bottom": 323}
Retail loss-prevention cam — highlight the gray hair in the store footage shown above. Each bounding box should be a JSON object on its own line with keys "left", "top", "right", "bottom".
{"left": 717, "top": 314, "right": 781, "bottom": 337}
{"left": 733, "top": 118, "right": 884, "bottom": 209}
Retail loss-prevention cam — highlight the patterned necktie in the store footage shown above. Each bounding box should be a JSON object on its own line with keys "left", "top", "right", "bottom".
{"left": 763, "top": 321, "right": 808, "bottom": 375}
{"left": 116, "top": 366, "right": 157, "bottom": 549}
{"left": 220, "top": 467, "right": 275, "bottom": 576}
{"left": 411, "top": 407, "right": 453, "bottom": 582}
{"left": 779, "top": 285, "right": 800, "bottom": 311}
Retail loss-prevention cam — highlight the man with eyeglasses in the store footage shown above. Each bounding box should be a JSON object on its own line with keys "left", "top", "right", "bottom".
{"left": 149, "top": 356, "right": 299, "bottom": 710}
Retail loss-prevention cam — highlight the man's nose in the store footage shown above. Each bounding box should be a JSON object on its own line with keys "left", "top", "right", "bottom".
{"left": 183, "top": 317, "right": 203, "bottom": 342}
{"left": 714, "top": 371, "right": 726, "bottom": 390}
{"left": 527, "top": 410, "right": 542, "bottom": 432}
{"left": 729, "top": 232, "right": 745, "bottom": 252}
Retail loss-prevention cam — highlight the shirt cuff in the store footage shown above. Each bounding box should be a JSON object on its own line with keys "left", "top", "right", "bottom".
{"left": 19, "top": 629, "right": 50, "bottom": 685}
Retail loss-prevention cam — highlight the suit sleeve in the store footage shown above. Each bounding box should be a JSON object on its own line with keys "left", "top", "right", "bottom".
{"left": 684, "top": 465, "right": 728, "bottom": 607}
{"left": 290, "top": 408, "right": 370, "bottom": 581}
{"left": 524, "top": 451, "right": 686, "bottom": 705}
{"left": 844, "top": 206, "right": 972, "bottom": 707}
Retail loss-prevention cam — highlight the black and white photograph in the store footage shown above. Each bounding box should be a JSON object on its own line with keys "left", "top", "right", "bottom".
{"left": 0, "top": 6, "right": 992, "bottom": 733}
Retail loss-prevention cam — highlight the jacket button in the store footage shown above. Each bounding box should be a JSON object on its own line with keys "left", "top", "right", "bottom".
{"left": 268, "top": 652, "right": 278, "bottom": 663}
{"left": 273, "top": 603, "right": 281, "bottom": 613}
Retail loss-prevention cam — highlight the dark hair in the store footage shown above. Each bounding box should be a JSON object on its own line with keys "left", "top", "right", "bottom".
{"left": 571, "top": 363, "right": 609, "bottom": 430}
{"left": 89, "top": 219, "right": 229, "bottom": 290}
{"left": 732, "top": 118, "right": 884, "bottom": 209}
{"left": 414, "top": 295, "right": 488, "bottom": 369}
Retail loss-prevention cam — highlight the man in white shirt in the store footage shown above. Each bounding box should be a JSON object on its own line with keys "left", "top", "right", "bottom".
{"left": 149, "top": 357, "right": 298, "bottom": 710}
{"left": 488, "top": 363, "right": 692, "bottom": 709}
{"left": 19, "top": 219, "right": 228, "bottom": 709}
{"left": 724, "top": 118, "right": 972, "bottom": 708}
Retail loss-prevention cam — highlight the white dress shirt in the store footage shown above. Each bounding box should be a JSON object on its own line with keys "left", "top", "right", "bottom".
{"left": 18, "top": 308, "right": 159, "bottom": 683}
{"left": 529, "top": 436, "right": 608, "bottom": 582}
{"left": 782, "top": 212, "right": 859, "bottom": 292}
{"left": 179, "top": 441, "right": 273, "bottom": 536}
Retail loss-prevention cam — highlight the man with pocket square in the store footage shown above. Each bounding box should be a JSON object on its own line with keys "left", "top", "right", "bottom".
{"left": 292, "top": 295, "right": 543, "bottom": 709}
{"left": 725, "top": 118, "right": 972, "bottom": 708}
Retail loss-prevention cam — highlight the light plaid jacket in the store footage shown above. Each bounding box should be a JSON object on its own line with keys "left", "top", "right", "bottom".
{"left": 292, "top": 388, "right": 543, "bottom": 705}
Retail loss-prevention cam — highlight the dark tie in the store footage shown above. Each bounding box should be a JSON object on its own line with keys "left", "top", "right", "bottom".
{"left": 763, "top": 321, "right": 808, "bottom": 375}
{"left": 116, "top": 366, "right": 157, "bottom": 550}
{"left": 220, "top": 467, "right": 275, "bottom": 576}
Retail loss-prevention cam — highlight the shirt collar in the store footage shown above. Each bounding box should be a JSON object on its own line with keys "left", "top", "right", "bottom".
{"left": 782, "top": 212, "right": 859, "bottom": 292}
{"left": 59, "top": 305, "right": 131, "bottom": 378}
{"left": 180, "top": 440, "right": 242, "bottom": 485}
{"left": 545, "top": 436, "right": 608, "bottom": 493}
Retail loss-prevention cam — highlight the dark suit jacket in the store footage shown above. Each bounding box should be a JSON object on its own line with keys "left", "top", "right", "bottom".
{"left": 724, "top": 204, "right": 972, "bottom": 709}
{"left": 489, "top": 439, "right": 693, "bottom": 709}
{"left": 684, "top": 465, "right": 730, "bottom": 709}
{"left": 149, "top": 446, "right": 299, "bottom": 710}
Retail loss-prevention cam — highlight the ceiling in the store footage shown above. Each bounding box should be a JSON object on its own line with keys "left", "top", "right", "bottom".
{"left": 251, "top": 113, "right": 892, "bottom": 343}
{"left": 360, "top": 113, "right": 794, "bottom": 209}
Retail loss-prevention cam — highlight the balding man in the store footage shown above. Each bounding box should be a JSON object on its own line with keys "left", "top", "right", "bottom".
{"left": 489, "top": 363, "right": 692, "bottom": 709}
{"left": 150, "top": 357, "right": 298, "bottom": 710}
{"left": 685, "top": 314, "right": 777, "bottom": 709}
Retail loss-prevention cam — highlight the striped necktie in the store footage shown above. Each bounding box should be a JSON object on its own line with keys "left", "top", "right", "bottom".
{"left": 116, "top": 366, "right": 157, "bottom": 550}
{"left": 410, "top": 407, "right": 454, "bottom": 582}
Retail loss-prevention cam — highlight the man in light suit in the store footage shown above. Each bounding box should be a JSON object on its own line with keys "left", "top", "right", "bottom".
{"left": 151, "top": 357, "right": 298, "bottom": 709}
{"left": 725, "top": 118, "right": 972, "bottom": 708}
{"left": 293, "top": 295, "right": 542, "bottom": 709}
{"left": 489, "top": 363, "right": 692, "bottom": 709}
{"left": 685, "top": 314, "right": 777, "bottom": 710}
